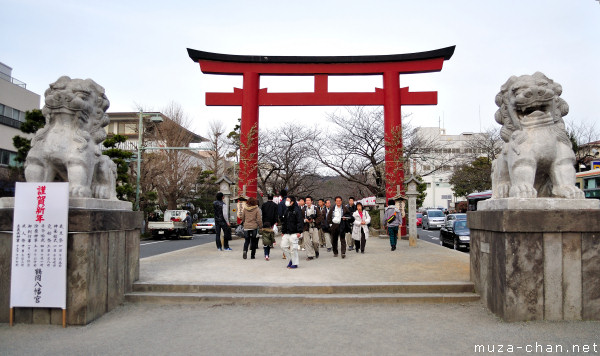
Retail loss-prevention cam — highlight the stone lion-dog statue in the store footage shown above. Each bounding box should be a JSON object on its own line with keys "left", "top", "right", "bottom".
{"left": 25, "top": 76, "right": 117, "bottom": 200}
{"left": 491, "top": 72, "right": 584, "bottom": 199}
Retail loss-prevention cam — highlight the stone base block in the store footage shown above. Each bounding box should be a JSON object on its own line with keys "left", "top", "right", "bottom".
{"left": 0, "top": 208, "right": 142, "bottom": 325}
{"left": 478, "top": 198, "right": 598, "bottom": 211}
{"left": 0, "top": 197, "right": 132, "bottom": 210}
{"left": 469, "top": 208, "right": 600, "bottom": 321}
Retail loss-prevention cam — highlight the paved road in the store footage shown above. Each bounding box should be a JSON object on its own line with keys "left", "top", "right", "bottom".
{"left": 142, "top": 229, "right": 467, "bottom": 258}
{"left": 417, "top": 226, "right": 469, "bottom": 254}
{"left": 417, "top": 226, "right": 441, "bottom": 246}
{"left": 140, "top": 233, "right": 215, "bottom": 258}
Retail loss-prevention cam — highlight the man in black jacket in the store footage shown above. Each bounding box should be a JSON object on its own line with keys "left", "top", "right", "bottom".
{"left": 213, "top": 192, "right": 232, "bottom": 251}
{"left": 345, "top": 197, "right": 357, "bottom": 251}
{"left": 280, "top": 195, "right": 303, "bottom": 268}
{"left": 261, "top": 194, "right": 278, "bottom": 260}
{"left": 327, "top": 196, "right": 350, "bottom": 258}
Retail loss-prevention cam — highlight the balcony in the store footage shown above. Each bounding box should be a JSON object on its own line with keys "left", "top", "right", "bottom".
{"left": 0, "top": 73, "right": 26, "bottom": 89}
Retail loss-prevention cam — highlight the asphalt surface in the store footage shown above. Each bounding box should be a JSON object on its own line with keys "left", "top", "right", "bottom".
{"left": 2, "top": 302, "right": 599, "bottom": 355}
{"left": 141, "top": 228, "right": 464, "bottom": 259}
{"left": 140, "top": 233, "right": 215, "bottom": 258}
{"left": 418, "top": 227, "right": 469, "bottom": 254}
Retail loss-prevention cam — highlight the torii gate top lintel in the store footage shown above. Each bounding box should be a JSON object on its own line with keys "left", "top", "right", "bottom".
{"left": 187, "top": 46, "right": 455, "bottom": 75}
{"left": 187, "top": 46, "right": 455, "bottom": 204}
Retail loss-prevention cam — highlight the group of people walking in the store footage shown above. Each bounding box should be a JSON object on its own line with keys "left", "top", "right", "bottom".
{"left": 212, "top": 189, "right": 403, "bottom": 269}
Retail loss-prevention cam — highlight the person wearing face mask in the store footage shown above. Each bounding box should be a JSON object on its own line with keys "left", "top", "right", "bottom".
{"left": 280, "top": 195, "right": 304, "bottom": 268}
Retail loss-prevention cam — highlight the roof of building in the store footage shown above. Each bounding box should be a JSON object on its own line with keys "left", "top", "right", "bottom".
{"left": 107, "top": 112, "right": 207, "bottom": 143}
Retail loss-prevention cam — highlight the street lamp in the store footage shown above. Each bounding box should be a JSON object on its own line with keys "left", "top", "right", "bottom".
{"left": 135, "top": 110, "right": 163, "bottom": 210}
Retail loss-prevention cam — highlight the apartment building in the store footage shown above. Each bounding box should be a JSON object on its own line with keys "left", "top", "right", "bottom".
{"left": 413, "top": 127, "right": 491, "bottom": 210}
{"left": 0, "top": 62, "right": 41, "bottom": 196}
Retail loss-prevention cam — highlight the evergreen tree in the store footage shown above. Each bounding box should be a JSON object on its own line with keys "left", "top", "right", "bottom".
{"left": 449, "top": 157, "right": 492, "bottom": 198}
{"left": 13, "top": 109, "right": 45, "bottom": 164}
{"left": 415, "top": 175, "right": 427, "bottom": 208}
{"left": 102, "top": 134, "right": 134, "bottom": 201}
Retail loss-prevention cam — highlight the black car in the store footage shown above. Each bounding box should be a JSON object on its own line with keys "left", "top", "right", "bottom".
{"left": 440, "top": 220, "right": 470, "bottom": 250}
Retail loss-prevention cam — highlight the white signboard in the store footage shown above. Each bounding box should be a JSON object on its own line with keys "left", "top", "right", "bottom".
{"left": 359, "top": 196, "right": 377, "bottom": 207}
{"left": 10, "top": 182, "right": 69, "bottom": 309}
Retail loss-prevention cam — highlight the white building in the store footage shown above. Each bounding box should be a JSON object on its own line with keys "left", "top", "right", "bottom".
{"left": 413, "top": 127, "right": 490, "bottom": 210}
{"left": 0, "top": 62, "right": 40, "bottom": 196}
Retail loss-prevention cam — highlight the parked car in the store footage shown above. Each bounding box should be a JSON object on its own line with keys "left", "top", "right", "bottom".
{"left": 444, "top": 213, "right": 466, "bottom": 229}
{"left": 422, "top": 209, "right": 445, "bottom": 230}
{"left": 148, "top": 210, "right": 190, "bottom": 239}
{"left": 416, "top": 213, "right": 423, "bottom": 227}
{"left": 440, "top": 220, "right": 470, "bottom": 250}
{"left": 195, "top": 218, "right": 216, "bottom": 234}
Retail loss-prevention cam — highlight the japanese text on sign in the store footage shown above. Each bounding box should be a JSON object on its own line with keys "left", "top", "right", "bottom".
{"left": 10, "top": 182, "right": 69, "bottom": 309}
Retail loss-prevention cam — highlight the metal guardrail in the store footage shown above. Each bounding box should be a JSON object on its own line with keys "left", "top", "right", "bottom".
{"left": 0, "top": 74, "right": 26, "bottom": 88}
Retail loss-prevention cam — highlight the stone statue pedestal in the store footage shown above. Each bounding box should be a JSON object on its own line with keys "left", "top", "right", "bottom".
{"left": 469, "top": 199, "right": 600, "bottom": 321}
{"left": 0, "top": 198, "right": 142, "bottom": 325}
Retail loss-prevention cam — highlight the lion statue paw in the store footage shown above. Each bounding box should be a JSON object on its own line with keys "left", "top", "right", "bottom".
{"left": 552, "top": 185, "right": 585, "bottom": 200}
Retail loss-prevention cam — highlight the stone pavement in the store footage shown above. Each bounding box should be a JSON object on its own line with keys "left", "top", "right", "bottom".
{"left": 2, "top": 236, "right": 599, "bottom": 355}
{"left": 2, "top": 301, "right": 599, "bottom": 355}
{"left": 139, "top": 235, "right": 470, "bottom": 285}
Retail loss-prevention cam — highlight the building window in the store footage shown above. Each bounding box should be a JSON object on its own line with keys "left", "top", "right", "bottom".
{"left": 0, "top": 103, "right": 26, "bottom": 128}
{"left": 0, "top": 149, "right": 18, "bottom": 167}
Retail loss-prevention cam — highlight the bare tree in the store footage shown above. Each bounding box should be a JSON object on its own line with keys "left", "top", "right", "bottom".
{"left": 205, "top": 120, "right": 230, "bottom": 177}
{"left": 312, "top": 107, "right": 386, "bottom": 196}
{"left": 566, "top": 119, "right": 600, "bottom": 171}
{"left": 140, "top": 102, "right": 201, "bottom": 210}
{"left": 462, "top": 127, "right": 503, "bottom": 162}
{"left": 257, "top": 124, "right": 319, "bottom": 198}
{"left": 313, "top": 107, "right": 445, "bottom": 197}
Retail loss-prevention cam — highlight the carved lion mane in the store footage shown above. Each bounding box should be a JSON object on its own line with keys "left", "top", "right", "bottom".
{"left": 491, "top": 72, "right": 584, "bottom": 199}
{"left": 25, "top": 76, "right": 117, "bottom": 199}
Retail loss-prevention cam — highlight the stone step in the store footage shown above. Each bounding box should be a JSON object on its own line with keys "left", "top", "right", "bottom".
{"left": 125, "top": 291, "right": 480, "bottom": 304}
{"left": 131, "top": 281, "right": 475, "bottom": 295}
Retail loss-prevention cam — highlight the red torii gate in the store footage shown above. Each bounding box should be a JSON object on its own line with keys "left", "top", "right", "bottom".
{"left": 188, "top": 46, "right": 455, "bottom": 202}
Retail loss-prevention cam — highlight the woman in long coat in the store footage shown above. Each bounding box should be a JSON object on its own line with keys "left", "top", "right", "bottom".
{"left": 351, "top": 202, "right": 371, "bottom": 253}
{"left": 241, "top": 197, "right": 262, "bottom": 259}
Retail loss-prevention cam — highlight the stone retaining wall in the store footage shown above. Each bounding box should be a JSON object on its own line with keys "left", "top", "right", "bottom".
{"left": 0, "top": 208, "right": 142, "bottom": 325}
{"left": 468, "top": 209, "right": 600, "bottom": 321}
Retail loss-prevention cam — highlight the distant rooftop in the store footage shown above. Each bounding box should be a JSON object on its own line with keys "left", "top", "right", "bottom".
{"left": 0, "top": 61, "right": 27, "bottom": 89}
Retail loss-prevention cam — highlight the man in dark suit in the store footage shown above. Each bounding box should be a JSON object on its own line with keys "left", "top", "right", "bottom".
{"left": 327, "top": 196, "right": 350, "bottom": 258}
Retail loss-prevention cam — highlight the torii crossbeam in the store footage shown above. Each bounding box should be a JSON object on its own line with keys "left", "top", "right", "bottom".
{"left": 188, "top": 46, "right": 455, "bottom": 202}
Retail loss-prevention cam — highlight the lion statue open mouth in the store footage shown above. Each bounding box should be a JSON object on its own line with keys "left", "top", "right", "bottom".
{"left": 491, "top": 72, "right": 584, "bottom": 199}
{"left": 25, "top": 76, "right": 117, "bottom": 200}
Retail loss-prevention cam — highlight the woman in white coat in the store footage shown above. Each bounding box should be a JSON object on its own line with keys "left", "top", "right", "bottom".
{"left": 352, "top": 203, "right": 371, "bottom": 253}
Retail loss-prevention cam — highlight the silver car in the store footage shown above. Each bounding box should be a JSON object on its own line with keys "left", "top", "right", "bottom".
{"left": 422, "top": 209, "right": 446, "bottom": 230}
{"left": 444, "top": 213, "right": 467, "bottom": 229}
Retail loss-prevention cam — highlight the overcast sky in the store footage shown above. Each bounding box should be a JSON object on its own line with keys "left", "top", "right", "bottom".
{"left": 2, "top": 0, "right": 599, "bottom": 137}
